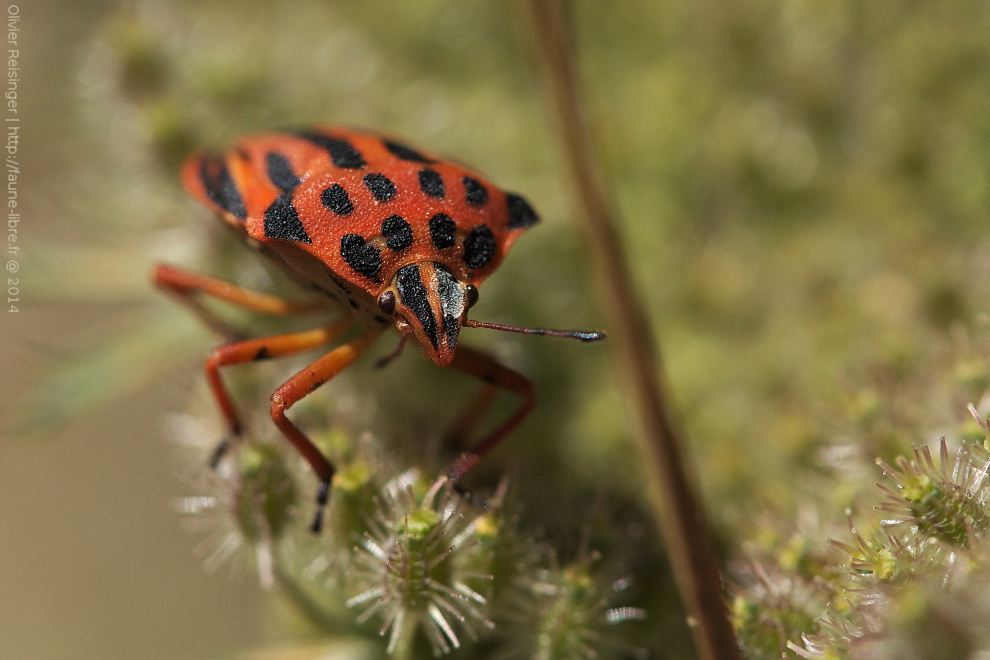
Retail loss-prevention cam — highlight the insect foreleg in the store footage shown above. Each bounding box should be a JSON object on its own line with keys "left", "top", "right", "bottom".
{"left": 269, "top": 325, "right": 384, "bottom": 532}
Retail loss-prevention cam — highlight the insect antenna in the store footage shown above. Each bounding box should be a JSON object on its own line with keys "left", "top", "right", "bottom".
{"left": 464, "top": 319, "right": 605, "bottom": 342}
{"left": 374, "top": 333, "right": 410, "bottom": 369}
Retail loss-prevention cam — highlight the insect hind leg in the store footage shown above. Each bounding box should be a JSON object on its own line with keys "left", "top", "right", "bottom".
{"left": 443, "top": 345, "right": 536, "bottom": 485}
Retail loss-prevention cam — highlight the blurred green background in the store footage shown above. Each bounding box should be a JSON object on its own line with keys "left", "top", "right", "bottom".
{"left": 2, "top": 0, "right": 988, "bottom": 658}
{"left": 2, "top": 5, "right": 268, "bottom": 659}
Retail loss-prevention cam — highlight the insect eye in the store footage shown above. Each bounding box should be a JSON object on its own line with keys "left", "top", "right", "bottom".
{"left": 465, "top": 285, "right": 479, "bottom": 308}
{"left": 377, "top": 290, "right": 396, "bottom": 315}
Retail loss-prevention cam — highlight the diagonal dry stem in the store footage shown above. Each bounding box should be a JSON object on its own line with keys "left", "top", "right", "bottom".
{"left": 520, "top": 2, "right": 741, "bottom": 658}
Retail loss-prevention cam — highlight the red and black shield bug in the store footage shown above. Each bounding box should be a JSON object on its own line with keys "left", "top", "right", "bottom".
{"left": 154, "top": 126, "right": 604, "bottom": 531}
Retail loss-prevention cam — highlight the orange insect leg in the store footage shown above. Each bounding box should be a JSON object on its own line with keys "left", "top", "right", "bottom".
{"left": 154, "top": 262, "right": 387, "bottom": 531}
{"left": 443, "top": 345, "right": 536, "bottom": 484}
{"left": 153, "top": 263, "right": 320, "bottom": 340}
{"left": 205, "top": 320, "right": 355, "bottom": 441}
{"left": 445, "top": 382, "right": 499, "bottom": 446}
{"left": 269, "top": 325, "right": 384, "bottom": 531}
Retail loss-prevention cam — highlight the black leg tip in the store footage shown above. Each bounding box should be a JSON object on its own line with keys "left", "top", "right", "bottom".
{"left": 316, "top": 480, "right": 330, "bottom": 505}
{"left": 208, "top": 437, "right": 232, "bottom": 470}
{"left": 309, "top": 481, "right": 331, "bottom": 534}
{"left": 309, "top": 510, "right": 324, "bottom": 534}
{"left": 453, "top": 484, "right": 491, "bottom": 510}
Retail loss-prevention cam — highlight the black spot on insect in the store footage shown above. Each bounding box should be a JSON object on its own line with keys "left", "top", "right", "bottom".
{"left": 383, "top": 139, "right": 434, "bottom": 164}
{"left": 294, "top": 130, "right": 366, "bottom": 168}
{"left": 254, "top": 347, "right": 272, "bottom": 361}
{"left": 444, "top": 315, "right": 460, "bottom": 350}
{"left": 340, "top": 234, "right": 382, "bottom": 278}
{"left": 429, "top": 213, "right": 457, "bottom": 249}
{"left": 381, "top": 215, "right": 413, "bottom": 251}
{"left": 199, "top": 157, "right": 247, "bottom": 220}
{"left": 463, "top": 176, "right": 488, "bottom": 207}
{"left": 463, "top": 225, "right": 496, "bottom": 269}
{"left": 374, "top": 315, "right": 390, "bottom": 325}
{"left": 419, "top": 169, "right": 445, "bottom": 198}
{"left": 506, "top": 192, "right": 539, "bottom": 229}
{"left": 265, "top": 151, "right": 301, "bottom": 193}
{"left": 364, "top": 172, "right": 397, "bottom": 202}
{"left": 395, "top": 264, "right": 438, "bottom": 349}
{"left": 348, "top": 298, "right": 360, "bottom": 310}
{"left": 321, "top": 183, "right": 354, "bottom": 215}
{"left": 264, "top": 193, "right": 311, "bottom": 243}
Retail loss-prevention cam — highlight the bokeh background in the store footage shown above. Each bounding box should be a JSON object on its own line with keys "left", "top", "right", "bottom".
{"left": 2, "top": 5, "right": 268, "bottom": 659}
{"left": 2, "top": 0, "right": 988, "bottom": 658}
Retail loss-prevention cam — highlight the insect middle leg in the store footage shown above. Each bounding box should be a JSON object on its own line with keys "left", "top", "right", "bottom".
{"left": 269, "top": 326, "right": 384, "bottom": 532}
{"left": 443, "top": 345, "right": 536, "bottom": 486}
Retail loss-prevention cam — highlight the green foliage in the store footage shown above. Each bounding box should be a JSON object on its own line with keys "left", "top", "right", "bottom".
{"left": 734, "top": 407, "right": 990, "bottom": 658}
{"left": 172, "top": 385, "right": 648, "bottom": 658}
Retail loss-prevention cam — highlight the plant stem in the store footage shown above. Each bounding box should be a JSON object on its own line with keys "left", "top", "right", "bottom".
{"left": 520, "top": 2, "right": 741, "bottom": 658}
